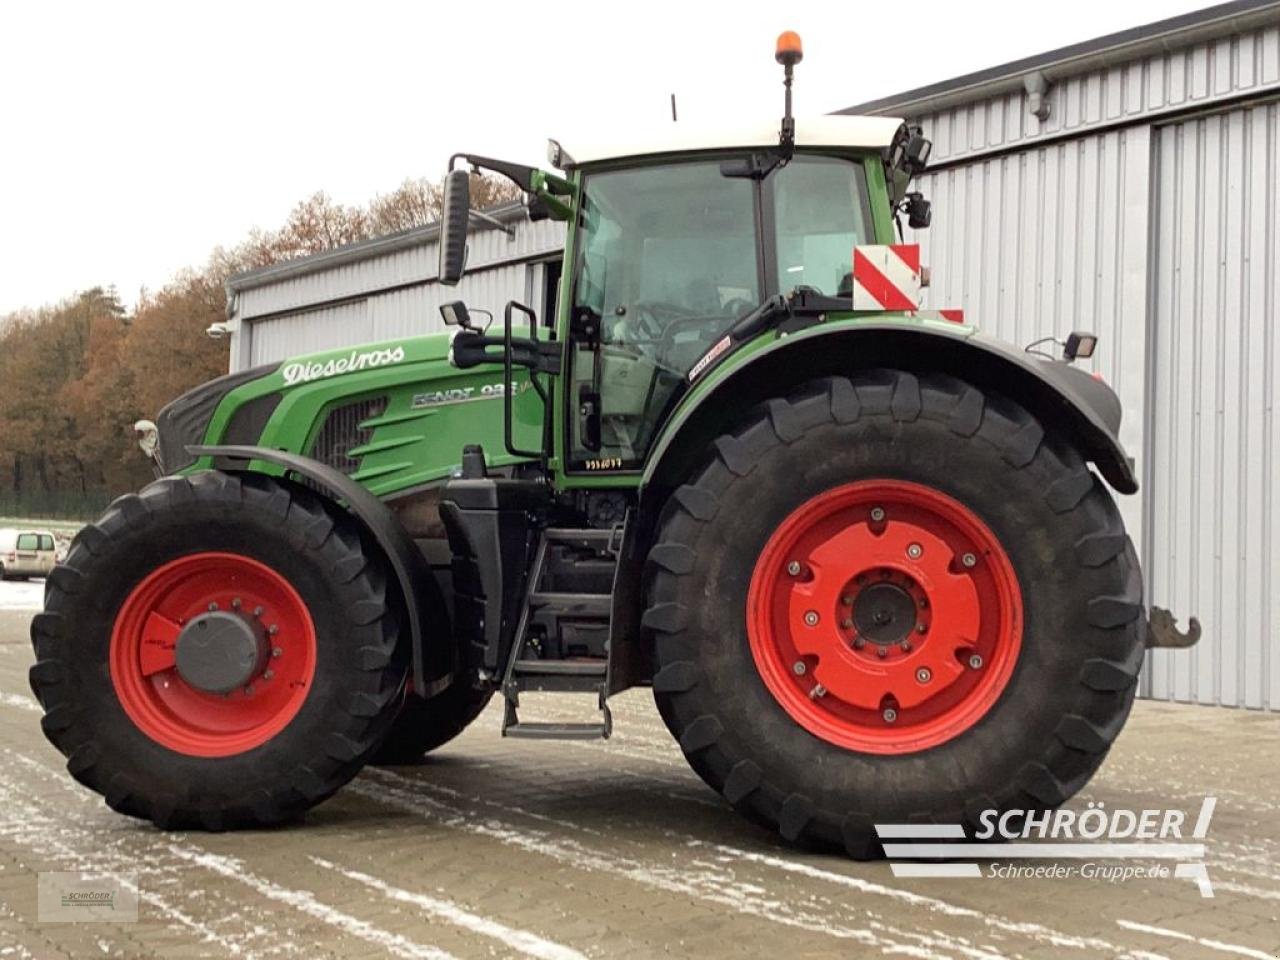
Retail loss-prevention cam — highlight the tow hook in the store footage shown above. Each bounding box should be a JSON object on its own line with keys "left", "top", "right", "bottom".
{"left": 1145, "top": 607, "right": 1201, "bottom": 649}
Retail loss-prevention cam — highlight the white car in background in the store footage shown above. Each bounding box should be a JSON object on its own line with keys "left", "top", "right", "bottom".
{"left": 0, "top": 528, "right": 58, "bottom": 580}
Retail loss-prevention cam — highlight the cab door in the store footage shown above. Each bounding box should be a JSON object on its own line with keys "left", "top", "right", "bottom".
{"left": 560, "top": 157, "right": 763, "bottom": 477}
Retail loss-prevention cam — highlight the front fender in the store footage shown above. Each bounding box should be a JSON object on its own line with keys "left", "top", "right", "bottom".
{"left": 641, "top": 319, "right": 1138, "bottom": 497}
{"left": 188, "top": 444, "right": 452, "bottom": 697}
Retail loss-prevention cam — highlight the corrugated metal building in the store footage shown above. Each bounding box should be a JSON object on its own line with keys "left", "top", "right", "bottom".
{"left": 225, "top": 0, "right": 1280, "bottom": 710}
{"left": 842, "top": 0, "right": 1280, "bottom": 711}
{"left": 225, "top": 205, "right": 566, "bottom": 372}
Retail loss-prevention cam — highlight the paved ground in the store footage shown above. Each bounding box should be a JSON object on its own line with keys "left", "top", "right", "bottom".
{"left": 0, "top": 590, "right": 1277, "bottom": 960}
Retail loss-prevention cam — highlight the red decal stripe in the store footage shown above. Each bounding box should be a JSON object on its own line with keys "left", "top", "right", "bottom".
{"left": 940, "top": 309, "right": 965, "bottom": 324}
{"left": 890, "top": 244, "right": 920, "bottom": 274}
{"left": 853, "top": 249, "right": 918, "bottom": 312}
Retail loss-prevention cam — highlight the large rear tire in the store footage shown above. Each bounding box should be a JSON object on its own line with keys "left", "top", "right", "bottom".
{"left": 645, "top": 371, "right": 1144, "bottom": 856}
{"left": 370, "top": 681, "right": 493, "bottom": 764}
{"left": 29, "top": 471, "right": 405, "bottom": 830}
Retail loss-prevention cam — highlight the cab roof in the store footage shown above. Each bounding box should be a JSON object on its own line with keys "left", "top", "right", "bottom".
{"left": 558, "top": 115, "right": 905, "bottom": 168}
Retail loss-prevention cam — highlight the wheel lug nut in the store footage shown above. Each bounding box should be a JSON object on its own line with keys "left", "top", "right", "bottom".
{"left": 968, "top": 654, "right": 984, "bottom": 669}
{"left": 231, "top": 598, "right": 242, "bottom": 610}
{"left": 841, "top": 595, "right": 853, "bottom": 605}
{"left": 272, "top": 647, "right": 283, "bottom": 658}
{"left": 268, "top": 625, "right": 279, "bottom": 636}
{"left": 870, "top": 507, "right": 886, "bottom": 522}
{"left": 243, "top": 684, "right": 253, "bottom": 695}
{"left": 852, "top": 637, "right": 866, "bottom": 649}
{"left": 803, "top": 611, "right": 819, "bottom": 627}
{"left": 792, "top": 660, "right": 807, "bottom": 675}
{"left": 841, "top": 618, "right": 853, "bottom": 628}
{"left": 916, "top": 667, "right": 932, "bottom": 683}
{"left": 207, "top": 602, "right": 218, "bottom": 612}
{"left": 253, "top": 606, "right": 264, "bottom": 617}
{"left": 906, "top": 543, "right": 923, "bottom": 560}
{"left": 882, "top": 707, "right": 898, "bottom": 723}
{"left": 916, "top": 623, "right": 927, "bottom": 634}
{"left": 787, "top": 560, "right": 802, "bottom": 576}
{"left": 962, "top": 552, "right": 977, "bottom": 568}
{"left": 877, "top": 646, "right": 887, "bottom": 658}
{"left": 263, "top": 669, "right": 274, "bottom": 680}
{"left": 809, "top": 684, "right": 827, "bottom": 700}
{"left": 900, "top": 640, "right": 912, "bottom": 652}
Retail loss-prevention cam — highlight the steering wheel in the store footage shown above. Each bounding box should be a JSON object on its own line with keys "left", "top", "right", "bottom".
{"left": 628, "top": 301, "right": 690, "bottom": 342}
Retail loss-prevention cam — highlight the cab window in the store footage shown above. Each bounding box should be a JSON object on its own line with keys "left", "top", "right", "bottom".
{"left": 16, "top": 534, "right": 38, "bottom": 550}
{"left": 39, "top": 534, "right": 54, "bottom": 551}
{"left": 773, "top": 156, "right": 873, "bottom": 298}
{"left": 569, "top": 160, "right": 759, "bottom": 469}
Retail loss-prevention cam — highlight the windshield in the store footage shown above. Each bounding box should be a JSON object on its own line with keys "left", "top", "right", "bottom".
{"left": 567, "top": 154, "right": 872, "bottom": 471}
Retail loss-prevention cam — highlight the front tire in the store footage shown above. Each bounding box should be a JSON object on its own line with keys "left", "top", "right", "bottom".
{"left": 29, "top": 471, "right": 405, "bottom": 830}
{"left": 645, "top": 371, "right": 1144, "bottom": 856}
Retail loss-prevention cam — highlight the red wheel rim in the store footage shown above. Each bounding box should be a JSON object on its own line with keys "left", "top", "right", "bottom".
{"left": 109, "top": 552, "right": 317, "bottom": 757}
{"left": 747, "top": 480, "right": 1022, "bottom": 754}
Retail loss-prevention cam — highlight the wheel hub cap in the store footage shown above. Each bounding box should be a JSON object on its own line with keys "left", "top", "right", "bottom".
{"left": 109, "top": 552, "right": 317, "bottom": 757}
{"left": 747, "top": 479, "right": 1023, "bottom": 755}
{"left": 175, "top": 611, "right": 269, "bottom": 695}
{"left": 852, "top": 579, "right": 918, "bottom": 647}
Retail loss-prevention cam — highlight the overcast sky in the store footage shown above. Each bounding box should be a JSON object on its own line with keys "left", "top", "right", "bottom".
{"left": 1, "top": 0, "right": 1209, "bottom": 315}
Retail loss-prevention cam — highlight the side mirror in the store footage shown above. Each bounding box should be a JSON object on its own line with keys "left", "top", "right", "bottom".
{"left": 904, "top": 192, "right": 932, "bottom": 229}
{"left": 438, "top": 168, "right": 470, "bottom": 286}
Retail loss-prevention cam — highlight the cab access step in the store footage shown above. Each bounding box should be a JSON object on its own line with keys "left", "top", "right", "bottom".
{"left": 438, "top": 453, "right": 621, "bottom": 743}
{"left": 502, "top": 527, "right": 619, "bottom": 740}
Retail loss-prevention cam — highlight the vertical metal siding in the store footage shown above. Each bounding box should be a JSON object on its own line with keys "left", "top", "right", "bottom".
{"left": 918, "top": 23, "right": 1280, "bottom": 165}
{"left": 241, "top": 260, "right": 551, "bottom": 366}
{"left": 248, "top": 300, "right": 371, "bottom": 367}
{"left": 1146, "top": 101, "right": 1279, "bottom": 709}
{"left": 908, "top": 125, "right": 1153, "bottom": 546}
{"left": 236, "top": 219, "right": 566, "bottom": 321}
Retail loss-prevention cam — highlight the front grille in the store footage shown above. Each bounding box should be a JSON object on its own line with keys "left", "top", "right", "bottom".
{"left": 308, "top": 397, "right": 387, "bottom": 475}
{"left": 154, "top": 363, "right": 277, "bottom": 473}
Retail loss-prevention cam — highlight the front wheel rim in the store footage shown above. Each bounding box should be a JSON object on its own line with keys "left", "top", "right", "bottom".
{"left": 746, "top": 479, "right": 1023, "bottom": 755}
{"left": 109, "top": 552, "right": 317, "bottom": 757}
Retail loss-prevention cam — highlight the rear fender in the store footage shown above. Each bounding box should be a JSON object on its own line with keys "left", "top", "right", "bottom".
{"left": 641, "top": 321, "right": 1137, "bottom": 500}
{"left": 605, "top": 321, "right": 1139, "bottom": 693}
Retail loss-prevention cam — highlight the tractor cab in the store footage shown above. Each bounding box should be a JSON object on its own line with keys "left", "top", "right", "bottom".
{"left": 435, "top": 33, "right": 931, "bottom": 480}
{"left": 430, "top": 33, "right": 939, "bottom": 739}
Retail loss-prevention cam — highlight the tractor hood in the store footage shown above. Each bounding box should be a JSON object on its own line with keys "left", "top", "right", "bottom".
{"left": 153, "top": 363, "right": 279, "bottom": 474}
{"left": 152, "top": 334, "right": 456, "bottom": 475}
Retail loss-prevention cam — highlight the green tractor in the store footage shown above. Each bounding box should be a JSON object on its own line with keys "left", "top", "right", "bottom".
{"left": 31, "top": 35, "right": 1196, "bottom": 853}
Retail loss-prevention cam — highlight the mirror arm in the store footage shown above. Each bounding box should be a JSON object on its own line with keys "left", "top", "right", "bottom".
{"left": 451, "top": 152, "right": 538, "bottom": 192}
{"left": 468, "top": 208, "right": 516, "bottom": 237}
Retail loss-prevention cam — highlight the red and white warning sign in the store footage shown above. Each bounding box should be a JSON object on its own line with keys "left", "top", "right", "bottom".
{"left": 851, "top": 244, "right": 922, "bottom": 312}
